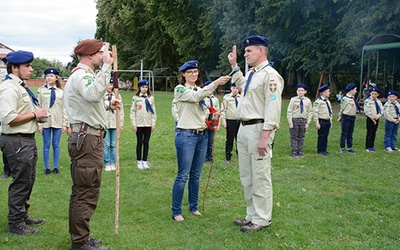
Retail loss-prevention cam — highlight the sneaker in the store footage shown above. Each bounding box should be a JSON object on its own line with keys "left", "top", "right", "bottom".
{"left": 366, "top": 148, "right": 376, "bottom": 152}
{"left": 44, "top": 169, "right": 51, "bottom": 175}
{"left": 25, "top": 217, "right": 45, "bottom": 225}
{"left": 1, "top": 171, "right": 10, "bottom": 179}
{"left": 104, "top": 165, "right": 111, "bottom": 171}
{"left": 392, "top": 147, "right": 400, "bottom": 151}
{"left": 142, "top": 161, "right": 150, "bottom": 169}
{"left": 340, "top": 148, "right": 347, "bottom": 154}
{"left": 137, "top": 161, "right": 144, "bottom": 169}
{"left": 53, "top": 168, "right": 60, "bottom": 174}
{"left": 240, "top": 222, "right": 270, "bottom": 232}
{"left": 70, "top": 239, "right": 108, "bottom": 250}
{"left": 9, "top": 225, "right": 39, "bottom": 235}
{"left": 291, "top": 152, "right": 298, "bottom": 158}
{"left": 323, "top": 151, "right": 329, "bottom": 155}
{"left": 385, "top": 147, "right": 393, "bottom": 152}
{"left": 298, "top": 152, "right": 304, "bottom": 157}
{"left": 109, "top": 164, "right": 116, "bottom": 171}
{"left": 233, "top": 218, "right": 252, "bottom": 226}
{"left": 225, "top": 159, "right": 231, "bottom": 163}
{"left": 347, "top": 148, "right": 356, "bottom": 153}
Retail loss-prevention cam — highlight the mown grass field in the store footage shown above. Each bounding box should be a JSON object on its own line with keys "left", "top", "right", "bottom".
{"left": 0, "top": 89, "right": 399, "bottom": 249}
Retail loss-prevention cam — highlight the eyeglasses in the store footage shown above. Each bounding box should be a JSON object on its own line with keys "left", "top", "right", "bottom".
{"left": 185, "top": 70, "right": 199, "bottom": 75}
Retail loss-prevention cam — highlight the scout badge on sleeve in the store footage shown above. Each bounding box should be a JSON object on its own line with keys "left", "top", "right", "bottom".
{"left": 76, "top": 123, "right": 87, "bottom": 150}
{"left": 205, "top": 106, "right": 219, "bottom": 131}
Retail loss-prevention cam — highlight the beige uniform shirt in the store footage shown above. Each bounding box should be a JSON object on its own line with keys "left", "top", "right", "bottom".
{"left": 204, "top": 95, "right": 220, "bottom": 111}
{"left": 231, "top": 60, "right": 283, "bottom": 131}
{"left": 338, "top": 95, "right": 357, "bottom": 117}
{"left": 130, "top": 95, "right": 156, "bottom": 127}
{"left": 220, "top": 93, "right": 240, "bottom": 127}
{"left": 312, "top": 97, "right": 332, "bottom": 125}
{"left": 174, "top": 82, "right": 218, "bottom": 130}
{"left": 103, "top": 92, "right": 124, "bottom": 129}
{"left": 37, "top": 84, "right": 68, "bottom": 128}
{"left": 383, "top": 100, "right": 400, "bottom": 123}
{"left": 286, "top": 96, "right": 313, "bottom": 125}
{"left": 64, "top": 62, "right": 111, "bottom": 129}
{"left": 171, "top": 98, "right": 179, "bottom": 122}
{"left": 0, "top": 74, "right": 38, "bottom": 134}
{"left": 364, "top": 96, "right": 383, "bottom": 120}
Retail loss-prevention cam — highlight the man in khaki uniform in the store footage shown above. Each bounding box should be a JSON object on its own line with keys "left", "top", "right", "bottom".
{"left": 64, "top": 40, "right": 119, "bottom": 250}
{"left": 228, "top": 36, "right": 284, "bottom": 232}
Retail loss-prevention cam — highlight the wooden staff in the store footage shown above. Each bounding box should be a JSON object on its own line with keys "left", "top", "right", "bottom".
{"left": 112, "top": 45, "right": 121, "bottom": 234}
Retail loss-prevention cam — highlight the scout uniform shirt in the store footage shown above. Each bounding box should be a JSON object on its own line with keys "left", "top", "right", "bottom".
{"left": 286, "top": 96, "right": 313, "bottom": 125}
{"left": 220, "top": 93, "right": 240, "bottom": 127}
{"left": 312, "top": 96, "right": 332, "bottom": 125}
{"left": 174, "top": 82, "right": 219, "bottom": 131}
{"left": 37, "top": 84, "right": 69, "bottom": 128}
{"left": 64, "top": 62, "right": 111, "bottom": 130}
{"left": 0, "top": 74, "right": 38, "bottom": 134}
{"left": 231, "top": 60, "right": 284, "bottom": 131}
{"left": 338, "top": 95, "right": 357, "bottom": 117}
{"left": 171, "top": 98, "right": 179, "bottom": 122}
{"left": 383, "top": 100, "right": 400, "bottom": 123}
{"left": 103, "top": 92, "right": 124, "bottom": 129}
{"left": 130, "top": 94, "right": 156, "bottom": 127}
{"left": 364, "top": 96, "right": 383, "bottom": 120}
{"left": 204, "top": 94, "right": 220, "bottom": 111}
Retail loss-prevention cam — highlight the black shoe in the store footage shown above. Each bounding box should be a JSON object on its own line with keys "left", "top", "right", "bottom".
{"left": 25, "top": 217, "right": 45, "bottom": 225}
{"left": 1, "top": 171, "right": 10, "bottom": 179}
{"left": 88, "top": 238, "right": 102, "bottom": 245}
{"left": 71, "top": 239, "right": 108, "bottom": 250}
{"left": 233, "top": 218, "right": 251, "bottom": 226}
{"left": 9, "top": 225, "right": 39, "bottom": 235}
{"left": 44, "top": 169, "right": 51, "bottom": 175}
{"left": 53, "top": 168, "right": 60, "bottom": 174}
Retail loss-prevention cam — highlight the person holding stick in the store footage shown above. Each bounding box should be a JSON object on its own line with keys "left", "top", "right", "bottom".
{"left": 64, "top": 39, "right": 120, "bottom": 250}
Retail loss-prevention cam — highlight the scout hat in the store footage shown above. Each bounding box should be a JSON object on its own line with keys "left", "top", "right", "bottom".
{"left": 44, "top": 68, "right": 60, "bottom": 75}
{"left": 2, "top": 50, "right": 34, "bottom": 64}
{"left": 242, "top": 36, "right": 270, "bottom": 48}
{"left": 179, "top": 60, "right": 198, "bottom": 72}
{"left": 296, "top": 83, "right": 308, "bottom": 90}
{"left": 138, "top": 79, "right": 149, "bottom": 87}
{"left": 74, "top": 39, "right": 103, "bottom": 56}
{"left": 344, "top": 83, "right": 357, "bottom": 92}
{"left": 318, "top": 85, "right": 330, "bottom": 92}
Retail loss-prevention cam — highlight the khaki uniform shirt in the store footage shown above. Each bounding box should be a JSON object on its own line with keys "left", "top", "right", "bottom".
{"left": 312, "top": 97, "right": 332, "bottom": 125}
{"left": 0, "top": 74, "right": 38, "bottom": 134}
{"left": 220, "top": 93, "right": 240, "bottom": 127}
{"left": 130, "top": 95, "right": 156, "bottom": 127}
{"left": 174, "top": 82, "right": 218, "bottom": 130}
{"left": 204, "top": 95, "right": 220, "bottom": 111}
{"left": 338, "top": 95, "right": 357, "bottom": 117}
{"left": 171, "top": 98, "right": 179, "bottom": 122}
{"left": 64, "top": 62, "right": 111, "bottom": 129}
{"left": 286, "top": 96, "right": 312, "bottom": 125}
{"left": 37, "top": 84, "right": 69, "bottom": 128}
{"left": 103, "top": 92, "right": 124, "bottom": 129}
{"left": 231, "top": 60, "right": 283, "bottom": 131}
{"left": 383, "top": 100, "right": 400, "bottom": 123}
{"left": 364, "top": 96, "right": 383, "bottom": 120}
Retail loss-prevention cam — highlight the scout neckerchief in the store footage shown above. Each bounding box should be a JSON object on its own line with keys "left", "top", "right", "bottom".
{"left": 319, "top": 96, "right": 332, "bottom": 116}
{"left": 6, "top": 75, "right": 40, "bottom": 107}
{"left": 243, "top": 62, "right": 274, "bottom": 96}
{"left": 45, "top": 83, "right": 56, "bottom": 108}
{"left": 141, "top": 94, "right": 155, "bottom": 114}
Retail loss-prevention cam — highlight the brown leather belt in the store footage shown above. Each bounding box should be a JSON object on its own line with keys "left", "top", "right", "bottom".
{"left": 241, "top": 119, "right": 264, "bottom": 126}
{"left": 3, "top": 133, "right": 35, "bottom": 138}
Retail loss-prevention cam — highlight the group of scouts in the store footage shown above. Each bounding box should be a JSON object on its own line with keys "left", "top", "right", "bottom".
{"left": 287, "top": 83, "right": 400, "bottom": 157}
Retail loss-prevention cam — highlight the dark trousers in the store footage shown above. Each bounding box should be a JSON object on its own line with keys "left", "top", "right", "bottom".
{"left": 205, "top": 129, "right": 215, "bottom": 162}
{"left": 136, "top": 127, "right": 152, "bottom": 161}
{"left": 290, "top": 118, "right": 307, "bottom": 154}
{"left": 0, "top": 135, "right": 37, "bottom": 229}
{"left": 317, "top": 119, "right": 331, "bottom": 153}
{"left": 2, "top": 150, "right": 10, "bottom": 173}
{"left": 68, "top": 133, "right": 104, "bottom": 248}
{"left": 225, "top": 119, "right": 240, "bottom": 160}
{"left": 366, "top": 118, "right": 379, "bottom": 149}
{"left": 340, "top": 114, "right": 356, "bottom": 148}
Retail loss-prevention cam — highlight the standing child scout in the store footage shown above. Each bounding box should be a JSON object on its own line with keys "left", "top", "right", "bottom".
{"left": 383, "top": 90, "right": 400, "bottom": 152}
{"left": 130, "top": 79, "right": 156, "bottom": 169}
{"left": 363, "top": 87, "right": 383, "bottom": 152}
{"left": 313, "top": 85, "right": 332, "bottom": 155}
{"left": 338, "top": 83, "right": 360, "bottom": 153}
{"left": 286, "top": 83, "right": 312, "bottom": 157}
{"left": 203, "top": 80, "right": 220, "bottom": 163}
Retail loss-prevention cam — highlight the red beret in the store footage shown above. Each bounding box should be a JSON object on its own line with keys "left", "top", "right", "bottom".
{"left": 74, "top": 39, "right": 103, "bottom": 56}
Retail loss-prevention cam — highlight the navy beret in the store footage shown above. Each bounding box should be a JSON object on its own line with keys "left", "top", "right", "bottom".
{"left": 296, "top": 83, "right": 308, "bottom": 90}
{"left": 231, "top": 83, "right": 236, "bottom": 87}
{"left": 179, "top": 60, "right": 198, "bottom": 72}
{"left": 369, "top": 87, "right": 380, "bottom": 94}
{"left": 387, "top": 90, "right": 398, "bottom": 97}
{"left": 74, "top": 39, "right": 103, "bottom": 56}
{"left": 44, "top": 68, "right": 59, "bottom": 75}
{"left": 318, "top": 85, "right": 330, "bottom": 92}
{"left": 138, "top": 79, "right": 149, "bottom": 87}
{"left": 345, "top": 83, "right": 357, "bottom": 92}
{"left": 242, "top": 35, "right": 270, "bottom": 48}
{"left": 203, "top": 80, "right": 212, "bottom": 86}
{"left": 3, "top": 50, "right": 34, "bottom": 64}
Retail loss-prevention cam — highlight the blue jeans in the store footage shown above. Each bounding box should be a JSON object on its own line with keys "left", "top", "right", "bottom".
{"left": 172, "top": 129, "right": 208, "bottom": 216}
{"left": 205, "top": 129, "right": 215, "bottom": 162}
{"left": 104, "top": 129, "right": 116, "bottom": 164}
{"left": 42, "top": 127, "right": 62, "bottom": 169}
{"left": 384, "top": 120, "right": 399, "bottom": 149}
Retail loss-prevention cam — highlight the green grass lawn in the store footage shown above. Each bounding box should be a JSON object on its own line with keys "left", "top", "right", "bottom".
{"left": 1, "top": 90, "right": 399, "bottom": 249}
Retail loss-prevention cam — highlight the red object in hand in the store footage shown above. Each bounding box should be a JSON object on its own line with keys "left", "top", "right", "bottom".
{"left": 205, "top": 106, "right": 219, "bottom": 131}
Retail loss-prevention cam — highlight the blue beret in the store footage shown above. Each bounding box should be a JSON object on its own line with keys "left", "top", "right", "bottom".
{"left": 387, "top": 90, "right": 398, "bottom": 97}
{"left": 44, "top": 68, "right": 59, "bottom": 75}
{"left": 179, "top": 60, "right": 198, "bottom": 72}
{"left": 318, "top": 85, "right": 330, "bottom": 92}
{"left": 3, "top": 50, "right": 34, "bottom": 64}
{"left": 296, "top": 83, "right": 308, "bottom": 90}
{"left": 345, "top": 83, "right": 357, "bottom": 92}
{"left": 138, "top": 79, "right": 149, "bottom": 87}
{"left": 242, "top": 36, "right": 270, "bottom": 48}
{"left": 369, "top": 87, "right": 380, "bottom": 94}
{"left": 203, "top": 80, "right": 212, "bottom": 86}
{"left": 231, "top": 83, "right": 236, "bottom": 87}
